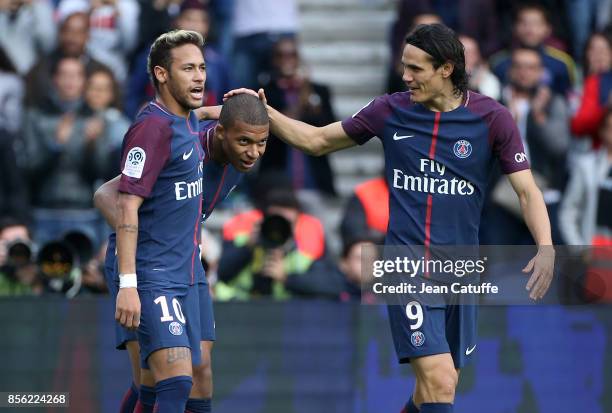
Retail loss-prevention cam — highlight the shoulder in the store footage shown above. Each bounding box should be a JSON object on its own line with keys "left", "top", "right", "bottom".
{"left": 464, "top": 91, "right": 508, "bottom": 121}
{"left": 543, "top": 46, "right": 576, "bottom": 70}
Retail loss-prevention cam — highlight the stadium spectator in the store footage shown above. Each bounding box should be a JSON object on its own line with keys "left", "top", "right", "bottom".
{"left": 0, "top": 0, "right": 56, "bottom": 75}
{"left": 0, "top": 47, "right": 24, "bottom": 134}
{"left": 284, "top": 235, "right": 379, "bottom": 302}
{"left": 564, "top": 0, "right": 603, "bottom": 61}
{"left": 258, "top": 37, "right": 337, "bottom": 198}
{"left": 583, "top": 31, "right": 612, "bottom": 77}
{"left": 571, "top": 69, "right": 612, "bottom": 148}
{"left": 487, "top": 47, "right": 570, "bottom": 244}
{"left": 216, "top": 184, "right": 326, "bottom": 301}
{"left": 460, "top": 34, "right": 501, "bottom": 100}
{"left": 339, "top": 176, "right": 388, "bottom": 244}
{"left": 83, "top": 66, "right": 130, "bottom": 180}
{"left": 0, "top": 217, "right": 41, "bottom": 296}
{"left": 22, "top": 56, "right": 110, "bottom": 248}
{"left": 560, "top": 107, "right": 612, "bottom": 246}
{"left": 490, "top": 3, "right": 576, "bottom": 96}
{"left": 135, "top": 0, "right": 182, "bottom": 53}
{"left": 0, "top": 130, "right": 29, "bottom": 224}
{"left": 231, "top": 0, "right": 298, "bottom": 88}
{"left": 25, "top": 11, "right": 109, "bottom": 106}
{"left": 56, "top": 0, "right": 140, "bottom": 83}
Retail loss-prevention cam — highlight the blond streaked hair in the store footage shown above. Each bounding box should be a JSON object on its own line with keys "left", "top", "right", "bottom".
{"left": 147, "top": 30, "right": 205, "bottom": 91}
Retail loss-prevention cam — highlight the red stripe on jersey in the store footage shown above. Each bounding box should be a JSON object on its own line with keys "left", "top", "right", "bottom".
{"left": 424, "top": 112, "right": 441, "bottom": 267}
{"left": 191, "top": 191, "right": 204, "bottom": 285}
{"left": 205, "top": 165, "right": 228, "bottom": 218}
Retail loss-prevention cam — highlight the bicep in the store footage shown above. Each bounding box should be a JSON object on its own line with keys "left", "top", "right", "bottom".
{"left": 319, "top": 121, "right": 357, "bottom": 154}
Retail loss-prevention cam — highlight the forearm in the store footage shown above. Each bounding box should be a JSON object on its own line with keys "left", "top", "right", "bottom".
{"left": 268, "top": 105, "right": 327, "bottom": 155}
{"left": 194, "top": 105, "right": 222, "bottom": 120}
{"left": 116, "top": 196, "right": 140, "bottom": 274}
{"left": 94, "top": 176, "right": 120, "bottom": 229}
{"left": 519, "top": 188, "right": 553, "bottom": 246}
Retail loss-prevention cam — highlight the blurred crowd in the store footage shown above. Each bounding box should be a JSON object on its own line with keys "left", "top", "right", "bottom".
{"left": 0, "top": 0, "right": 611, "bottom": 301}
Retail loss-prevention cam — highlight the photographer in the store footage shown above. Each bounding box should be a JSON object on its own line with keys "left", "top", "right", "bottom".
{"left": 216, "top": 187, "right": 326, "bottom": 301}
{"left": 0, "top": 217, "right": 41, "bottom": 296}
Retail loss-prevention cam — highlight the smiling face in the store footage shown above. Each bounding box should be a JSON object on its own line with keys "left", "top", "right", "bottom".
{"left": 217, "top": 120, "right": 269, "bottom": 172}
{"left": 154, "top": 43, "right": 206, "bottom": 115}
{"left": 401, "top": 43, "right": 454, "bottom": 105}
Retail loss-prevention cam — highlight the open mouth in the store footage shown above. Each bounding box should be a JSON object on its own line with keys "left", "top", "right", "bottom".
{"left": 190, "top": 86, "right": 203, "bottom": 101}
{"left": 241, "top": 160, "right": 255, "bottom": 169}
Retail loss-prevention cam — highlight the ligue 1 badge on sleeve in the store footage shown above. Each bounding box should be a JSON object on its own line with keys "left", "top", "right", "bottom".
{"left": 453, "top": 139, "right": 472, "bottom": 159}
{"left": 169, "top": 321, "right": 184, "bottom": 336}
{"left": 410, "top": 331, "right": 426, "bottom": 347}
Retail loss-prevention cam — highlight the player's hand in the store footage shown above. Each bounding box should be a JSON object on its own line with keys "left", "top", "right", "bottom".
{"left": 523, "top": 245, "right": 555, "bottom": 300}
{"left": 223, "top": 88, "right": 262, "bottom": 102}
{"left": 116, "top": 287, "right": 141, "bottom": 329}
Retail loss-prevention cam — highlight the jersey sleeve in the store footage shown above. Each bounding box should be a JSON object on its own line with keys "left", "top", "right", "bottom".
{"left": 490, "top": 108, "right": 531, "bottom": 174}
{"left": 118, "top": 116, "right": 173, "bottom": 198}
{"left": 199, "top": 120, "right": 218, "bottom": 156}
{"left": 341, "top": 96, "right": 390, "bottom": 145}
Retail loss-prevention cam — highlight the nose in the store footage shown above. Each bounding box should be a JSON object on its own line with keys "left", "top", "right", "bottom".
{"left": 402, "top": 69, "right": 413, "bottom": 84}
{"left": 246, "top": 144, "right": 260, "bottom": 160}
{"left": 194, "top": 67, "right": 205, "bottom": 83}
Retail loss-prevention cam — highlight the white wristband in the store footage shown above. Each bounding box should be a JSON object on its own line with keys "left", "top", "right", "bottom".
{"left": 119, "top": 273, "right": 138, "bottom": 289}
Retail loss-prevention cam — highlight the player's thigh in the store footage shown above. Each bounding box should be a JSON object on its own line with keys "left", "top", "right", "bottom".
{"left": 148, "top": 347, "right": 193, "bottom": 382}
{"left": 125, "top": 340, "right": 141, "bottom": 386}
{"left": 199, "top": 282, "right": 215, "bottom": 342}
{"left": 137, "top": 284, "right": 202, "bottom": 371}
{"left": 387, "top": 302, "right": 449, "bottom": 363}
{"left": 444, "top": 304, "right": 478, "bottom": 368}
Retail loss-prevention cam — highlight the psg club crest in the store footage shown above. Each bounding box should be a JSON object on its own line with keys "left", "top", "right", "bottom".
{"left": 411, "top": 331, "right": 426, "bottom": 347}
{"left": 169, "top": 321, "right": 183, "bottom": 336}
{"left": 453, "top": 139, "right": 472, "bottom": 158}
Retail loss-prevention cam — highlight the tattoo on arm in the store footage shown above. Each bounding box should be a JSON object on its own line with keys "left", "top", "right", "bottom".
{"left": 167, "top": 347, "right": 191, "bottom": 364}
{"left": 117, "top": 224, "right": 138, "bottom": 233}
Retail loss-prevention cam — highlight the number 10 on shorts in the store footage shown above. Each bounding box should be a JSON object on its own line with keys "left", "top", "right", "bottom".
{"left": 154, "top": 295, "right": 186, "bottom": 323}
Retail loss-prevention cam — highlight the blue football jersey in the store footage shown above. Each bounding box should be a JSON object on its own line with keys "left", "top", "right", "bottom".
{"left": 118, "top": 101, "right": 204, "bottom": 285}
{"left": 342, "top": 91, "right": 530, "bottom": 246}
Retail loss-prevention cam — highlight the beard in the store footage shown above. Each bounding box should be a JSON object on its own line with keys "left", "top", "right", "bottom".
{"left": 168, "top": 75, "right": 200, "bottom": 111}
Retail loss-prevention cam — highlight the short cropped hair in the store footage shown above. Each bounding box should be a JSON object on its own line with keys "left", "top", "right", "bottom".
{"left": 147, "top": 29, "right": 204, "bottom": 91}
{"left": 219, "top": 94, "right": 269, "bottom": 130}
{"left": 405, "top": 23, "right": 468, "bottom": 97}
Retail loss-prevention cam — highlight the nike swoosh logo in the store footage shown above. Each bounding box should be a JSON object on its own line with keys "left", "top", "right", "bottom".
{"left": 393, "top": 132, "right": 414, "bottom": 140}
{"left": 465, "top": 345, "right": 477, "bottom": 355}
{"left": 183, "top": 148, "right": 194, "bottom": 160}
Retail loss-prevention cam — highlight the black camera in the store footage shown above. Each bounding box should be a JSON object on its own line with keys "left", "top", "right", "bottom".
{"left": 259, "top": 214, "right": 293, "bottom": 249}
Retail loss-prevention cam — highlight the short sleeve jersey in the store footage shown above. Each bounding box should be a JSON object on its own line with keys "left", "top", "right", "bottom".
{"left": 341, "top": 91, "right": 529, "bottom": 246}
{"left": 118, "top": 101, "right": 204, "bottom": 285}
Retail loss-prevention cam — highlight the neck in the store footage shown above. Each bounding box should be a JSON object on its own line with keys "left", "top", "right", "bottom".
{"left": 424, "top": 90, "right": 464, "bottom": 112}
{"left": 210, "top": 128, "right": 228, "bottom": 164}
{"left": 156, "top": 91, "right": 189, "bottom": 118}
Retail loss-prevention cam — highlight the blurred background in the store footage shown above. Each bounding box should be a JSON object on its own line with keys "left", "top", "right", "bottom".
{"left": 0, "top": 0, "right": 612, "bottom": 412}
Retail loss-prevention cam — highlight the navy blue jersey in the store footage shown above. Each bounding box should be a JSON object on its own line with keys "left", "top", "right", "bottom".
{"left": 118, "top": 101, "right": 204, "bottom": 285}
{"left": 342, "top": 91, "right": 529, "bottom": 246}
{"left": 199, "top": 120, "right": 243, "bottom": 222}
{"left": 106, "top": 119, "right": 243, "bottom": 285}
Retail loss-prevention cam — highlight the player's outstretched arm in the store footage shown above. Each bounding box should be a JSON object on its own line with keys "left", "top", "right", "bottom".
{"left": 225, "top": 88, "right": 357, "bottom": 155}
{"left": 193, "top": 105, "right": 222, "bottom": 120}
{"left": 507, "top": 169, "right": 555, "bottom": 300}
{"left": 93, "top": 175, "right": 120, "bottom": 229}
{"left": 116, "top": 193, "right": 144, "bottom": 329}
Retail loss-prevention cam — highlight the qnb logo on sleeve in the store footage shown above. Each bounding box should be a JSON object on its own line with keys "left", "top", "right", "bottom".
{"left": 175, "top": 177, "right": 203, "bottom": 200}
{"left": 514, "top": 152, "right": 528, "bottom": 163}
{"left": 123, "top": 147, "right": 146, "bottom": 178}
